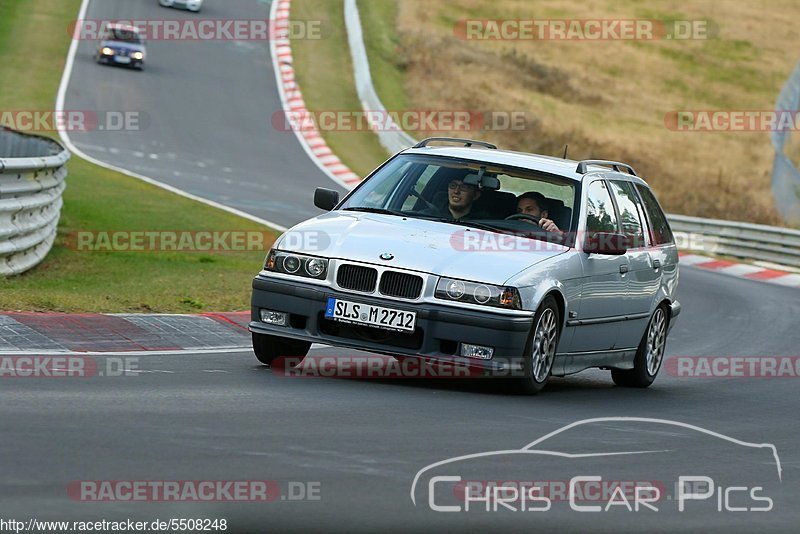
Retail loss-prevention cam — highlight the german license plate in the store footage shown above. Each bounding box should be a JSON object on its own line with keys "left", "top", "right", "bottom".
{"left": 114, "top": 56, "right": 131, "bottom": 64}
{"left": 325, "top": 298, "right": 416, "bottom": 332}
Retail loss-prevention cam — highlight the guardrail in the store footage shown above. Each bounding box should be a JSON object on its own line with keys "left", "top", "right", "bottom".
{"left": 0, "top": 127, "right": 70, "bottom": 276}
{"left": 669, "top": 214, "right": 800, "bottom": 269}
{"left": 344, "top": 0, "right": 416, "bottom": 154}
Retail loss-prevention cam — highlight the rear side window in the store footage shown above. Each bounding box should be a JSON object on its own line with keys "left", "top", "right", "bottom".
{"left": 609, "top": 181, "right": 646, "bottom": 248}
{"left": 635, "top": 185, "right": 674, "bottom": 245}
{"left": 585, "top": 180, "right": 619, "bottom": 234}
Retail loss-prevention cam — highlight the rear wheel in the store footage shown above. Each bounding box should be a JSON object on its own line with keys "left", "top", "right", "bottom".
{"left": 611, "top": 304, "right": 668, "bottom": 388}
{"left": 252, "top": 332, "right": 310, "bottom": 366}
{"left": 513, "top": 296, "right": 560, "bottom": 395}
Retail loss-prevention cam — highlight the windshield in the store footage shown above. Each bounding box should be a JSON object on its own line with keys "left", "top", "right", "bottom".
{"left": 339, "top": 154, "right": 577, "bottom": 242}
{"left": 105, "top": 28, "right": 142, "bottom": 44}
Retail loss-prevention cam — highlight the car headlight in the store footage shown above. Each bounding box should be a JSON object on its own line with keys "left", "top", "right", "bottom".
{"left": 264, "top": 249, "right": 328, "bottom": 280}
{"left": 131, "top": 51, "right": 144, "bottom": 60}
{"left": 101, "top": 47, "right": 114, "bottom": 55}
{"left": 435, "top": 277, "right": 521, "bottom": 309}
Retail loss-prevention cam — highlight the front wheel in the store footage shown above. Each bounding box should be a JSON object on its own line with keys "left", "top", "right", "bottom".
{"left": 252, "top": 332, "right": 310, "bottom": 366}
{"left": 611, "top": 304, "right": 668, "bottom": 388}
{"left": 512, "top": 295, "right": 560, "bottom": 395}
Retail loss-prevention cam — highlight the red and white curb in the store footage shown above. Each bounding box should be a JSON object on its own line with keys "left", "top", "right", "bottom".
{"left": 270, "top": 0, "right": 361, "bottom": 190}
{"left": 679, "top": 252, "right": 800, "bottom": 287}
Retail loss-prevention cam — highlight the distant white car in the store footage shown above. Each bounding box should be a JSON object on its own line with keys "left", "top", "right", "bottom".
{"left": 159, "top": 0, "right": 203, "bottom": 12}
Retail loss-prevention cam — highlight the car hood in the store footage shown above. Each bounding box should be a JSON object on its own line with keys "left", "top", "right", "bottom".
{"left": 100, "top": 41, "right": 145, "bottom": 53}
{"left": 276, "top": 212, "right": 568, "bottom": 285}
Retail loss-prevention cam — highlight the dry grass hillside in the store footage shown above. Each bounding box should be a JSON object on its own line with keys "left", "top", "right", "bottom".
{"left": 364, "top": 0, "right": 800, "bottom": 224}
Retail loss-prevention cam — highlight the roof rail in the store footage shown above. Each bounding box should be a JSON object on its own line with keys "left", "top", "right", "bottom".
{"left": 576, "top": 160, "right": 637, "bottom": 176}
{"left": 412, "top": 137, "right": 497, "bottom": 150}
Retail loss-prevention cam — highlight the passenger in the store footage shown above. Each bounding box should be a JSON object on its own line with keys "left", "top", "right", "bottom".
{"left": 517, "top": 192, "right": 561, "bottom": 232}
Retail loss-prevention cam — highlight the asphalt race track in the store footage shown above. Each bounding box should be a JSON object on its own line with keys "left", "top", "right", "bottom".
{"left": 2, "top": 267, "right": 799, "bottom": 531}
{"left": 62, "top": 0, "right": 346, "bottom": 227}
{"left": 19, "top": 0, "right": 800, "bottom": 531}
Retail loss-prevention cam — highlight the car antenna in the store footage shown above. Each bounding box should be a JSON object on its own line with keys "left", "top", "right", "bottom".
{"left": 562, "top": 145, "right": 568, "bottom": 159}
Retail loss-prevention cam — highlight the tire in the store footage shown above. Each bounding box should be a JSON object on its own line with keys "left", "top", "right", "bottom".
{"left": 512, "top": 295, "right": 560, "bottom": 395}
{"left": 611, "top": 304, "right": 668, "bottom": 388}
{"left": 252, "top": 332, "right": 310, "bottom": 366}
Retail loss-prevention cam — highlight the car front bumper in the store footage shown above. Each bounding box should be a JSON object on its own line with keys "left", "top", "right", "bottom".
{"left": 250, "top": 275, "right": 534, "bottom": 372}
{"left": 97, "top": 54, "right": 143, "bottom": 68}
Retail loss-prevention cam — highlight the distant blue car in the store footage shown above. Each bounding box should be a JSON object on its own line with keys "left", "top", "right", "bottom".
{"left": 95, "top": 24, "right": 146, "bottom": 71}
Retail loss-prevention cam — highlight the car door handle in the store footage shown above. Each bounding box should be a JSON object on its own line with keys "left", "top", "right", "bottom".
{"left": 619, "top": 264, "right": 629, "bottom": 274}
{"left": 652, "top": 259, "right": 661, "bottom": 270}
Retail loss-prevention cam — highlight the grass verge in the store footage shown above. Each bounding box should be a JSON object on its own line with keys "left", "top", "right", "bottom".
{"left": 290, "top": 0, "right": 391, "bottom": 178}
{"left": 0, "top": 0, "right": 274, "bottom": 312}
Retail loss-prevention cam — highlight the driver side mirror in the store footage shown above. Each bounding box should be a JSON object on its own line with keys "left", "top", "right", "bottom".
{"left": 584, "top": 232, "right": 628, "bottom": 255}
{"left": 314, "top": 188, "right": 339, "bottom": 211}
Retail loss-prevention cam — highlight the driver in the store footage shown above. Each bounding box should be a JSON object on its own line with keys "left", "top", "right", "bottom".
{"left": 425, "top": 176, "right": 485, "bottom": 221}
{"left": 517, "top": 192, "right": 561, "bottom": 232}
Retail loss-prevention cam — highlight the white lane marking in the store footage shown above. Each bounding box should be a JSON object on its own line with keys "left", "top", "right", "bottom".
{"left": 148, "top": 153, "right": 159, "bottom": 160}
{"left": 55, "top": 0, "right": 289, "bottom": 233}
{"left": 133, "top": 151, "right": 145, "bottom": 158}
{"left": 74, "top": 142, "right": 107, "bottom": 152}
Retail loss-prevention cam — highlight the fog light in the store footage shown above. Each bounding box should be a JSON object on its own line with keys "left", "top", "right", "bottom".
{"left": 460, "top": 343, "right": 494, "bottom": 360}
{"left": 260, "top": 309, "right": 288, "bottom": 326}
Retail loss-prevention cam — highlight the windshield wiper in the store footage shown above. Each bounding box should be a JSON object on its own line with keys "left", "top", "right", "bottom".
{"left": 342, "top": 207, "right": 408, "bottom": 217}
{"left": 448, "top": 220, "right": 520, "bottom": 235}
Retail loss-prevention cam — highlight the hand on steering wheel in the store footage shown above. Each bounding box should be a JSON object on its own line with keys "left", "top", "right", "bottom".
{"left": 505, "top": 213, "right": 541, "bottom": 224}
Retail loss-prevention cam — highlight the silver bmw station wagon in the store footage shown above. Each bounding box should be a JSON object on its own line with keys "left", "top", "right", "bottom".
{"left": 250, "top": 138, "right": 680, "bottom": 393}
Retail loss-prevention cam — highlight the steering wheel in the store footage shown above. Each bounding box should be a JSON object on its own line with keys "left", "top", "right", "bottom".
{"left": 505, "top": 213, "right": 540, "bottom": 224}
